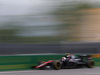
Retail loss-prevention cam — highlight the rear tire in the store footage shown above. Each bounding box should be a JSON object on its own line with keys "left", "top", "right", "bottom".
{"left": 86, "top": 60, "right": 95, "bottom": 68}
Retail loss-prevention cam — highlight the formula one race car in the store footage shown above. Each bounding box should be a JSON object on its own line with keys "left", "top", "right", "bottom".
{"left": 31, "top": 55, "right": 95, "bottom": 70}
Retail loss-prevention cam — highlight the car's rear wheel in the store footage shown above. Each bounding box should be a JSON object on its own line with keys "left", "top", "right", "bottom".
{"left": 52, "top": 60, "right": 62, "bottom": 70}
{"left": 86, "top": 60, "right": 95, "bottom": 68}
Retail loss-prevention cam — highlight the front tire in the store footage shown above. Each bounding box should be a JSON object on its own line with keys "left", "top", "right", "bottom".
{"left": 52, "top": 60, "right": 62, "bottom": 70}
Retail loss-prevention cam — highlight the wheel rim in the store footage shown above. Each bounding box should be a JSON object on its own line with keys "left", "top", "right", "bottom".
{"left": 57, "top": 62, "right": 61, "bottom": 67}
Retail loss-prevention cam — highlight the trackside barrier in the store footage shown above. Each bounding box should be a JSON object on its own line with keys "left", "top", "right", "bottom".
{"left": 0, "top": 54, "right": 64, "bottom": 71}
{"left": 0, "top": 54, "right": 99, "bottom": 71}
{"left": 91, "top": 54, "right": 100, "bottom": 66}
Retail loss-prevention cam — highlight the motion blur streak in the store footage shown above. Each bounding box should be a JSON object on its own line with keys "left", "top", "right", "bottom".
{"left": 0, "top": 0, "right": 100, "bottom": 44}
{"left": 0, "top": 0, "right": 100, "bottom": 72}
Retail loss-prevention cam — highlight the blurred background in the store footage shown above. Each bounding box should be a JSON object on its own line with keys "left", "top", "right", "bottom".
{"left": 0, "top": 0, "right": 100, "bottom": 55}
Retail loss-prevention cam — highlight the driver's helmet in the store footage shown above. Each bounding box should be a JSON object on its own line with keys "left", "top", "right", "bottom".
{"left": 65, "top": 53, "right": 70, "bottom": 56}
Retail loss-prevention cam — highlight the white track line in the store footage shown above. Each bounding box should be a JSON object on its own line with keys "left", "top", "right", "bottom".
{"left": 0, "top": 70, "right": 37, "bottom": 74}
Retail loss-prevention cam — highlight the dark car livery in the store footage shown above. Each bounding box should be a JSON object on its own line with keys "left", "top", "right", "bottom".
{"left": 32, "top": 55, "right": 95, "bottom": 70}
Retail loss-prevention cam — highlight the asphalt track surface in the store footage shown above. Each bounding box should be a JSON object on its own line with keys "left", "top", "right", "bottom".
{"left": 0, "top": 67, "right": 100, "bottom": 75}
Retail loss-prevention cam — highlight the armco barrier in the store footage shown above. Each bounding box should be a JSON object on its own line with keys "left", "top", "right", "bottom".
{"left": 0, "top": 54, "right": 99, "bottom": 71}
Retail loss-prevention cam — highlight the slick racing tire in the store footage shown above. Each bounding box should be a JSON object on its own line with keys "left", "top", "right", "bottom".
{"left": 38, "top": 61, "right": 45, "bottom": 70}
{"left": 53, "top": 60, "right": 62, "bottom": 70}
{"left": 86, "top": 60, "right": 95, "bottom": 68}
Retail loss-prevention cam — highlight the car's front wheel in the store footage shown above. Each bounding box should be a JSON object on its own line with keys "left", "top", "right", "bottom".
{"left": 52, "top": 60, "right": 62, "bottom": 70}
